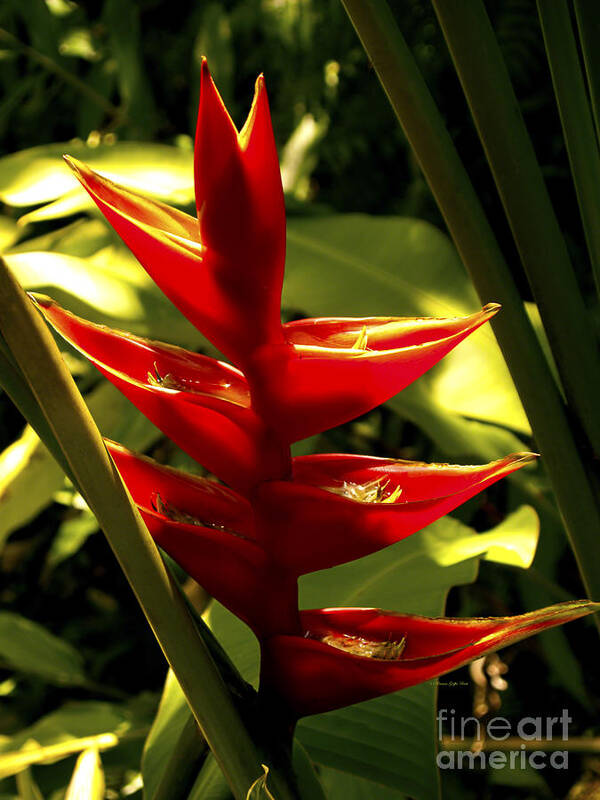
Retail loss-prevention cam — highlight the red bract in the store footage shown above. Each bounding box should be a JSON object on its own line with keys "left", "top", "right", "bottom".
{"left": 34, "top": 61, "right": 597, "bottom": 717}
{"left": 34, "top": 296, "right": 289, "bottom": 492}
{"left": 262, "top": 602, "right": 600, "bottom": 716}
{"left": 106, "top": 441, "right": 299, "bottom": 636}
{"left": 255, "top": 452, "right": 537, "bottom": 573}
{"left": 246, "top": 305, "right": 500, "bottom": 442}
{"left": 63, "top": 60, "right": 285, "bottom": 370}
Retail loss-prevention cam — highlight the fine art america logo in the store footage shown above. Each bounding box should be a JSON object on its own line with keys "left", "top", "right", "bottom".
{"left": 437, "top": 708, "right": 571, "bottom": 770}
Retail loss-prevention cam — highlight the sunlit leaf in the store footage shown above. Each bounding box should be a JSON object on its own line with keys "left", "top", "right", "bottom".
{"left": 0, "top": 217, "right": 19, "bottom": 252}
{"left": 18, "top": 189, "right": 93, "bottom": 226}
{"left": 281, "top": 113, "right": 329, "bottom": 200}
{"left": 0, "top": 382, "right": 162, "bottom": 552}
{"left": 3, "top": 248, "right": 204, "bottom": 346}
{"left": 0, "top": 142, "right": 193, "bottom": 208}
{"left": 0, "top": 425, "right": 64, "bottom": 550}
{"left": 12, "top": 218, "right": 112, "bottom": 259}
{"left": 64, "top": 748, "right": 104, "bottom": 800}
{"left": 388, "top": 379, "right": 528, "bottom": 463}
{"left": 0, "top": 734, "right": 117, "bottom": 781}
{"left": 423, "top": 505, "right": 539, "bottom": 569}
{"left": 0, "top": 700, "right": 149, "bottom": 780}
{"left": 284, "top": 215, "right": 529, "bottom": 440}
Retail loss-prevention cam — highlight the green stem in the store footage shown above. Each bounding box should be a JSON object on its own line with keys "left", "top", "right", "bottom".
{"left": 573, "top": 0, "right": 600, "bottom": 145}
{"left": 431, "top": 0, "right": 600, "bottom": 455}
{"left": 0, "top": 259, "right": 298, "bottom": 800}
{"left": 537, "top": 0, "right": 600, "bottom": 302}
{"left": 339, "top": 0, "right": 600, "bottom": 610}
{"left": 0, "top": 337, "right": 74, "bottom": 480}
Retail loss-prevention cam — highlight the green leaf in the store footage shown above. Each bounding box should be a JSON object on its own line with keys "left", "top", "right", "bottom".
{"left": 208, "top": 512, "right": 538, "bottom": 799}
{"left": 0, "top": 612, "right": 86, "bottom": 686}
{"left": 284, "top": 215, "right": 529, "bottom": 444}
{"left": 0, "top": 733, "right": 116, "bottom": 782}
{"left": 43, "top": 509, "right": 98, "bottom": 576}
{"left": 319, "top": 767, "right": 407, "bottom": 799}
{"left": 3, "top": 248, "right": 204, "bottom": 347}
{"left": 187, "top": 753, "right": 233, "bottom": 800}
{"left": 0, "top": 217, "right": 19, "bottom": 252}
{"left": 141, "top": 670, "right": 205, "bottom": 800}
{"left": 0, "top": 142, "right": 193, "bottom": 208}
{"left": 424, "top": 505, "right": 539, "bottom": 569}
{"left": 387, "top": 380, "right": 528, "bottom": 463}
{"left": 18, "top": 189, "right": 95, "bottom": 226}
{"left": 64, "top": 748, "right": 104, "bottom": 800}
{"left": 0, "top": 699, "right": 151, "bottom": 780}
{"left": 12, "top": 219, "right": 113, "bottom": 259}
{"left": 0, "top": 381, "right": 162, "bottom": 553}
{"left": 15, "top": 767, "right": 43, "bottom": 800}
{"left": 0, "top": 425, "right": 65, "bottom": 551}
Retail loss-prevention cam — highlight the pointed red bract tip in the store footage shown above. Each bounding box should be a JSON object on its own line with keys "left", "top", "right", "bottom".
{"left": 249, "top": 306, "right": 504, "bottom": 443}
{"left": 255, "top": 451, "right": 538, "bottom": 574}
{"left": 261, "top": 601, "right": 599, "bottom": 716}
{"left": 35, "top": 296, "right": 290, "bottom": 492}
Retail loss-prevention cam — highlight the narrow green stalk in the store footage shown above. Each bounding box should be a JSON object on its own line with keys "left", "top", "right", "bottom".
{"left": 0, "top": 337, "right": 73, "bottom": 479}
{"left": 573, "top": 0, "right": 600, "bottom": 145}
{"left": 339, "top": 0, "right": 600, "bottom": 609}
{"left": 0, "top": 259, "right": 298, "bottom": 800}
{"left": 537, "top": 0, "right": 600, "bottom": 302}
{"left": 432, "top": 0, "right": 600, "bottom": 456}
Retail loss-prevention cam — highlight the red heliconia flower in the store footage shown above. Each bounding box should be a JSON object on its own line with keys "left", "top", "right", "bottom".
{"left": 254, "top": 451, "right": 538, "bottom": 573}
{"left": 261, "top": 602, "right": 600, "bottom": 716}
{"left": 29, "top": 60, "right": 597, "bottom": 719}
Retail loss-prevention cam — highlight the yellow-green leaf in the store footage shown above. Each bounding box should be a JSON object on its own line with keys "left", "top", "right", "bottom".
{"left": 0, "top": 142, "right": 193, "bottom": 208}
{"left": 0, "top": 734, "right": 117, "bottom": 780}
{"left": 65, "top": 748, "right": 105, "bottom": 800}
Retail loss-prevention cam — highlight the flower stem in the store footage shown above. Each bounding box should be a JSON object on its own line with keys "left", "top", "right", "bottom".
{"left": 537, "top": 0, "right": 600, "bottom": 303}
{"left": 339, "top": 0, "right": 600, "bottom": 613}
{"left": 0, "top": 258, "right": 300, "bottom": 800}
{"left": 431, "top": 0, "right": 600, "bottom": 455}
{"left": 0, "top": 335, "right": 73, "bottom": 480}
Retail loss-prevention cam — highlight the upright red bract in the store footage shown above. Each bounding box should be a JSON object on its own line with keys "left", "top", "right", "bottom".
{"left": 36, "top": 61, "right": 598, "bottom": 717}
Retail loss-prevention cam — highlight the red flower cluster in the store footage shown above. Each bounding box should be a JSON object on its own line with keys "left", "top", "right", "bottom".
{"left": 36, "top": 62, "right": 597, "bottom": 716}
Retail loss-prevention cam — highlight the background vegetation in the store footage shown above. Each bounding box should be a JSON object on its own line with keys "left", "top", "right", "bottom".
{"left": 0, "top": 1, "right": 597, "bottom": 798}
